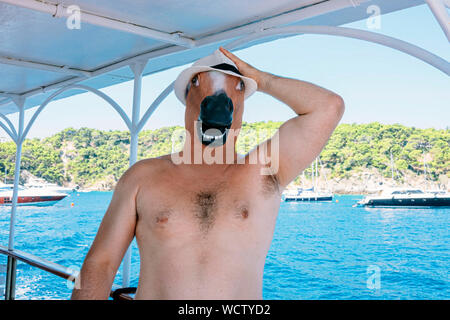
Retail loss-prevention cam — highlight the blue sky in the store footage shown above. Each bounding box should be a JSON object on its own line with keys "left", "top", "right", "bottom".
{"left": 6, "top": 4, "right": 450, "bottom": 139}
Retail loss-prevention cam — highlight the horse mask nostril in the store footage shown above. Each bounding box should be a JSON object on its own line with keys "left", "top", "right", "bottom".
{"left": 197, "top": 91, "right": 234, "bottom": 146}
{"left": 199, "top": 91, "right": 233, "bottom": 126}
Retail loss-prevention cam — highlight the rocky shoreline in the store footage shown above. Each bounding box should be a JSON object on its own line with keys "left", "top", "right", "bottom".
{"left": 76, "top": 171, "right": 448, "bottom": 194}
{"left": 287, "top": 168, "right": 448, "bottom": 195}
{"left": 8, "top": 168, "right": 449, "bottom": 194}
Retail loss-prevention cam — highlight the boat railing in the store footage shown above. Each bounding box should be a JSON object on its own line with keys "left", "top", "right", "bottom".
{"left": 0, "top": 244, "right": 133, "bottom": 300}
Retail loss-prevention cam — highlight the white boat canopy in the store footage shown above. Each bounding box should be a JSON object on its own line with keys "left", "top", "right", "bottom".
{"left": 0, "top": 0, "right": 449, "bottom": 117}
{"left": 0, "top": 0, "right": 449, "bottom": 300}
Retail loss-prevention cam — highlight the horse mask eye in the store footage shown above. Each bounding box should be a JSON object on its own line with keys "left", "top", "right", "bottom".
{"left": 192, "top": 75, "right": 199, "bottom": 87}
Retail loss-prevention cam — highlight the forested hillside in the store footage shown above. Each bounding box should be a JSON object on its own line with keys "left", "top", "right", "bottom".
{"left": 0, "top": 122, "right": 448, "bottom": 190}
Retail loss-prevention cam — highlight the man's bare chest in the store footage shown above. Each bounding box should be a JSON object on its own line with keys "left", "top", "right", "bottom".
{"left": 135, "top": 166, "right": 281, "bottom": 239}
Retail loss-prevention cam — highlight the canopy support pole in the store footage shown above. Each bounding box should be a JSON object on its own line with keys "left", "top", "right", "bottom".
{"left": 4, "top": 97, "right": 25, "bottom": 300}
{"left": 122, "top": 60, "right": 147, "bottom": 288}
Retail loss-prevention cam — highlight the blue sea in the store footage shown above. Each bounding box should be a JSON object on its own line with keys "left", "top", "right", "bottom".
{"left": 0, "top": 192, "right": 448, "bottom": 300}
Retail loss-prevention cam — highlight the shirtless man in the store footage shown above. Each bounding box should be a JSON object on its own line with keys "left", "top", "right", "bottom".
{"left": 71, "top": 47, "right": 344, "bottom": 300}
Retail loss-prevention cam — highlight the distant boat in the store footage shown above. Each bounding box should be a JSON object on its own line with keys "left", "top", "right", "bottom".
{"left": 24, "top": 178, "right": 76, "bottom": 194}
{"left": 283, "top": 187, "right": 333, "bottom": 202}
{"left": 24, "top": 182, "right": 75, "bottom": 194}
{"left": 356, "top": 188, "right": 450, "bottom": 207}
{"left": 283, "top": 157, "right": 333, "bottom": 202}
{"left": 0, "top": 186, "right": 67, "bottom": 206}
{"left": 356, "top": 151, "right": 450, "bottom": 207}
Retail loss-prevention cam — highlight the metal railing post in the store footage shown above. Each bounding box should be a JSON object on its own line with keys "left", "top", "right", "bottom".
{"left": 5, "top": 97, "right": 25, "bottom": 300}
{"left": 4, "top": 256, "right": 16, "bottom": 300}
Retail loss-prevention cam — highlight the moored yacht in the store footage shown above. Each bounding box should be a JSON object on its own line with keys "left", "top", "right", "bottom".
{"left": 356, "top": 188, "right": 450, "bottom": 207}
{"left": 0, "top": 186, "right": 68, "bottom": 206}
{"left": 24, "top": 177, "right": 76, "bottom": 194}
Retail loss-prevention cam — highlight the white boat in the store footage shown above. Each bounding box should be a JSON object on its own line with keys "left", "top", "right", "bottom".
{"left": 356, "top": 151, "right": 450, "bottom": 207}
{"left": 0, "top": 186, "right": 68, "bottom": 206}
{"left": 283, "top": 187, "right": 333, "bottom": 202}
{"left": 24, "top": 181, "right": 75, "bottom": 194}
{"left": 356, "top": 188, "right": 450, "bottom": 207}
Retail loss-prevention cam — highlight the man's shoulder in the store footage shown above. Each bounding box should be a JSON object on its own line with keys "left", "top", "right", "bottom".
{"left": 129, "top": 155, "right": 173, "bottom": 176}
{"left": 116, "top": 155, "right": 174, "bottom": 189}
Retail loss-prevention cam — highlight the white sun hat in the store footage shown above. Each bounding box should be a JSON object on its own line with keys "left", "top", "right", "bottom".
{"left": 174, "top": 49, "right": 258, "bottom": 105}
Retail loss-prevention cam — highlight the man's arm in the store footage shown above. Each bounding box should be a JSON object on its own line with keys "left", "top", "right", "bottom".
{"left": 71, "top": 165, "right": 140, "bottom": 299}
{"left": 220, "top": 47, "right": 345, "bottom": 188}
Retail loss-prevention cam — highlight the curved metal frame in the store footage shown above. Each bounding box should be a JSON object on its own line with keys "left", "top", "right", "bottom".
{"left": 136, "top": 81, "right": 175, "bottom": 133}
{"left": 20, "top": 84, "right": 132, "bottom": 144}
{"left": 2, "top": 25, "right": 448, "bottom": 140}
{"left": 0, "top": 120, "right": 15, "bottom": 141}
{"left": 131, "top": 24, "right": 450, "bottom": 132}
{"left": 0, "top": 113, "right": 17, "bottom": 140}
{"left": 225, "top": 25, "right": 450, "bottom": 75}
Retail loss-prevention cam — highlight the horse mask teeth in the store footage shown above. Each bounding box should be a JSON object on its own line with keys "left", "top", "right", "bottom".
{"left": 197, "top": 91, "right": 233, "bottom": 147}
